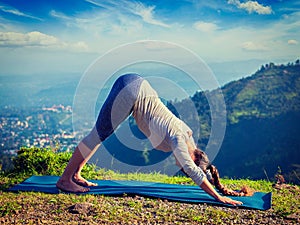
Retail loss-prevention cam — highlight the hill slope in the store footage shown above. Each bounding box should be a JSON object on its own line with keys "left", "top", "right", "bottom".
{"left": 185, "top": 61, "right": 300, "bottom": 183}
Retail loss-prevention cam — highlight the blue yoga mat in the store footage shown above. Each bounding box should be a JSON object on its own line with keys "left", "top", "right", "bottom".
{"left": 9, "top": 176, "right": 272, "bottom": 210}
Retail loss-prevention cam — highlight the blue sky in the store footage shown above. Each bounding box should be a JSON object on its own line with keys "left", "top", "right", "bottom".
{"left": 0, "top": 0, "right": 299, "bottom": 84}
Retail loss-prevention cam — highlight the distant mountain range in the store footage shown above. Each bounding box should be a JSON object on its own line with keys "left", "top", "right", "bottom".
{"left": 0, "top": 73, "right": 80, "bottom": 108}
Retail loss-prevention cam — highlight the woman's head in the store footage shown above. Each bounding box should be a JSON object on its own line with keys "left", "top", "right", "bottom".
{"left": 180, "top": 148, "right": 211, "bottom": 177}
{"left": 193, "top": 148, "right": 210, "bottom": 172}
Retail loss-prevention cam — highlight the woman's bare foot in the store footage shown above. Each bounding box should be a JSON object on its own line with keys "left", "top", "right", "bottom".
{"left": 56, "top": 178, "right": 90, "bottom": 193}
{"left": 73, "top": 173, "right": 98, "bottom": 187}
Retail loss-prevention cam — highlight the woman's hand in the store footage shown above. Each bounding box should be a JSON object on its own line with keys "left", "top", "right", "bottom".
{"left": 216, "top": 196, "right": 243, "bottom": 206}
{"left": 200, "top": 177, "right": 243, "bottom": 206}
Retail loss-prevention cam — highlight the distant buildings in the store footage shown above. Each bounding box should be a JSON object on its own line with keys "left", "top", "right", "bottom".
{"left": 0, "top": 105, "right": 77, "bottom": 155}
{"left": 42, "top": 104, "right": 72, "bottom": 113}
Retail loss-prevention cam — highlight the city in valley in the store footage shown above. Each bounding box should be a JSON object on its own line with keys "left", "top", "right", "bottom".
{"left": 0, "top": 104, "right": 78, "bottom": 155}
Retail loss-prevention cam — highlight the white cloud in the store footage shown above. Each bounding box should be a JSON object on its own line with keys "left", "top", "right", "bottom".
{"left": 85, "top": 0, "right": 170, "bottom": 28}
{"left": 0, "top": 31, "right": 89, "bottom": 52}
{"left": 49, "top": 9, "right": 145, "bottom": 42}
{"left": 193, "top": 21, "right": 218, "bottom": 32}
{"left": 228, "top": 0, "right": 272, "bottom": 15}
{"left": 241, "top": 41, "right": 268, "bottom": 51}
{"left": 129, "top": 2, "right": 170, "bottom": 28}
{"left": 49, "top": 10, "right": 71, "bottom": 21}
{"left": 48, "top": 1, "right": 169, "bottom": 51}
{"left": 0, "top": 31, "right": 57, "bottom": 47}
{"left": 288, "top": 39, "right": 298, "bottom": 45}
{"left": 85, "top": 0, "right": 109, "bottom": 8}
{"left": 0, "top": 5, "right": 42, "bottom": 21}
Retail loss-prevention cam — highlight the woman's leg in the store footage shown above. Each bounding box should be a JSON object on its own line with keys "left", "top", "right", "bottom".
{"left": 56, "top": 128, "right": 101, "bottom": 192}
{"left": 56, "top": 74, "right": 143, "bottom": 192}
{"left": 73, "top": 141, "right": 99, "bottom": 187}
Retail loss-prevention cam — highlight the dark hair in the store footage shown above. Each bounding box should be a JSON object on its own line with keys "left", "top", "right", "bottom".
{"left": 180, "top": 148, "right": 210, "bottom": 176}
{"left": 194, "top": 148, "right": 210, "bottom": 172}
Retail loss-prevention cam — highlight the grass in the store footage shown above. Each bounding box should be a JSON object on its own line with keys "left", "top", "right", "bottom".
{"left": 1, "top": 168, "right": 300, "bottom": 224}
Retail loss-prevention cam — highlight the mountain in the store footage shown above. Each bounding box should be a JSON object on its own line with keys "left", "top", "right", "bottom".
{"left": 0, "top": 73, "right": 80, "bottom": 108}
{"left": 183, "top": 60, "right": 300, "bottom": 183}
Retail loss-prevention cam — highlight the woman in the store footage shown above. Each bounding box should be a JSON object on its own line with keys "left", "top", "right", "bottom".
{"left": 56, "top": 74, "right": 242, "bottom": 206}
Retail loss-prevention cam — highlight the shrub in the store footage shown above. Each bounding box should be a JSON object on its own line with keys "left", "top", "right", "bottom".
{"left": 12, "top": 147, "right": 72, "bottom": 176}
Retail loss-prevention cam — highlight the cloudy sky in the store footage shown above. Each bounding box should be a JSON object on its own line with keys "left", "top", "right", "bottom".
{"left": 0, "top": 0, "right": 299, "bottom": 84}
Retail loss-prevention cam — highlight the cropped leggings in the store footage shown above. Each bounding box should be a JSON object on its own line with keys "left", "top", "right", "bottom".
{"left": 82, "top": 74, "right": 144, "bottom": 150}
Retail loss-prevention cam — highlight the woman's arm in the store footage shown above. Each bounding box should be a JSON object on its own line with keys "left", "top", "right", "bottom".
{"left": 173, "top": 134, "right": 242, "bottom": 206}
{"left": 200, "top": 177, "right": 242, "bottom": 206}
